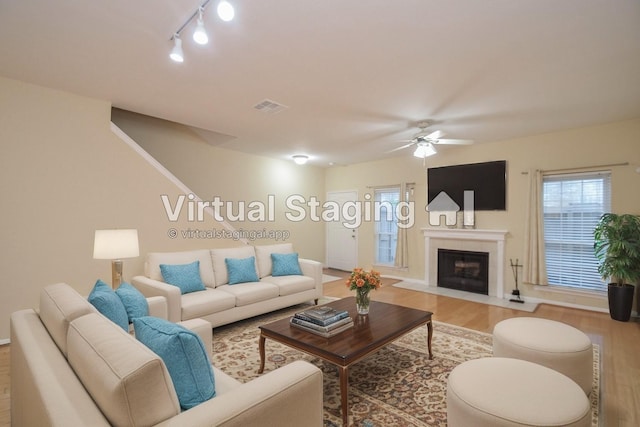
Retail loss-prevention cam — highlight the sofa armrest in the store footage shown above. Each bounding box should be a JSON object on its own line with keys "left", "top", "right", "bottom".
{"left": 147, "top": 296, "right": 168, "bottom": 320}
{"left": 131, "top": 276, "right": 182, "bottom": 322}
{"left": 178, "top": 318, "right": 213, "bottom": 360}
{"left": 154, "top": 361, "right": 323, "bottom": 427}
{"left": 299, "top": 258, "right": 323, "bottom": 292}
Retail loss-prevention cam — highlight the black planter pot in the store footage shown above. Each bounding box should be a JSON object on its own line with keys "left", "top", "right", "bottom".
{"left": 607, "top": 283, "right": 635, "bottom": 322}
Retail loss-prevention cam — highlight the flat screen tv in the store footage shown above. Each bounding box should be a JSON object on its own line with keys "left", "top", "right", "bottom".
{"left": 427, "top": 160, "right": 507, "bottom": 211}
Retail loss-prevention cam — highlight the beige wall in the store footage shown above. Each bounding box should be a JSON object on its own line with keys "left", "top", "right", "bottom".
{"left": 0, "top": 77, "right": 312, "bottom": 339}
{"left": 111, "top": 109, "right": 326, "bottom": 262}
{"left": 326, "top": 118, "right": 640, "bottom": 310}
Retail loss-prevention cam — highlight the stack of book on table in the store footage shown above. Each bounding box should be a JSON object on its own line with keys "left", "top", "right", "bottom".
{"left": 290, "top": 306, "right": 353, "bottom": 338}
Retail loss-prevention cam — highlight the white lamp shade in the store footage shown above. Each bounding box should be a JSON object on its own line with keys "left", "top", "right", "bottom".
{"left": 93, "top": 229, "right": 140, "bottom": 260}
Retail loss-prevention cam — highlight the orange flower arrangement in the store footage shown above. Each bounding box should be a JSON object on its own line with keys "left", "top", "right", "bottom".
{"left": 345, "top": 268, "right": 382, "bottom": 292}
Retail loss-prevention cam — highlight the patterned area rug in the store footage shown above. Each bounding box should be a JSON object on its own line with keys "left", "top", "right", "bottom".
{"left": 211, "top": 304, "right": 600, "bottom": 427}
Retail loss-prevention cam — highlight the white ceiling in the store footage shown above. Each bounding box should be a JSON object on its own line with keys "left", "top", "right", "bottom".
{"left": 1, "top": 0, "right": 639, "bottom": 166}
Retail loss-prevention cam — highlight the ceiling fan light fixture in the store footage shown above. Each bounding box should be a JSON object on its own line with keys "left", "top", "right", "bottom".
{"left": 292, "top": 155, "right": 309, "bottom": 165}
{"left": 193, "top": 8, "right": 209, "bottom": 45}
{"left": 169, "top": 35, "right": 184, "bottom": 62}
{"left": 413, "top": 142, "right": 436, "bottom": 158}
{"left": 217, "top": 0, "right": 235, "bottom": 22}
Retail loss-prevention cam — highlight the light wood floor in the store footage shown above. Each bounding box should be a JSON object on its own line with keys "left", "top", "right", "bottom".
{"left": 1, "top": 270, "right": 638, "bottom": 426}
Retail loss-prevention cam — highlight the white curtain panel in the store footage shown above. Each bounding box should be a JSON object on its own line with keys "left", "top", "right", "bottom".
{"left": 523, "top": 169, "right": 548, "bottom": 285}
{"left": 394, "top": 183, "right": 410, "bottom": 269}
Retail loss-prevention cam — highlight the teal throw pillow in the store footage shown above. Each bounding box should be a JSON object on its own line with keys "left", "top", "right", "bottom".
{"left": 88, "top": 279, "right": 129, "bottom": 331}
{"left": 115, "top": 282, "right": 149, "bottom": 322}
{"left": 225, "top": 256, "right": 259, "bottom": 285}
{"left": 133, "top": 316, "right": 215, "bottom": 410}
{"left": 159, "top": 261, "right": 206, "bottom": 294}
{"left": 271, "top": 252, "right": 303, "bottom": 276}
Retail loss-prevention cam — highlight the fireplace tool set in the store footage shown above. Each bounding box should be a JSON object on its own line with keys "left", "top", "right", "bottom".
{"left": 509, "top": 259, "right": 524, "bottom": 303}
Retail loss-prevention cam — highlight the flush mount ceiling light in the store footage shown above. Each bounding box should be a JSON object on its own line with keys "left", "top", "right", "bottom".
{"left": 292, "top": 155, "right": 309, "bottom": 165}
{"left": 169, "top": 0, "right": 235, "bottom": 62}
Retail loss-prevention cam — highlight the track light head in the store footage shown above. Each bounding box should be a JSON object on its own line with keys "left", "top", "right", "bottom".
{"left": 170, "top": 35, "right": 184, "bottom": 62}
{"left": 217, "top": 0, "right": 235, "bottom": 22}
{"left": 193, "top": 8, "right": 209, "bottom": 45}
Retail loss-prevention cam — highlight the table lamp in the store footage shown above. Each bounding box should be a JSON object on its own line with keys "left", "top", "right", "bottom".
{"left": 93, "top": 229, "right": 140, "bottom": 289}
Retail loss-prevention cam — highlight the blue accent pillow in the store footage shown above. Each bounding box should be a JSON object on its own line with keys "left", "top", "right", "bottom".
{"left": 271, "top": 252, "right": 303, "bottom": 276}
{"left": 133, "top": 316, "right": 215, "bottom": 410}
{"left": 225, "top": 256, "right": 259, "bottom": 284}
{"left": 115, "top": 282, "right": 149, "bottom": 322}
{"left": 160, "top": 261, "right": 206, "bottom": 294}
{"left": 88, "top": 279, "right": 129, "bottom": 331}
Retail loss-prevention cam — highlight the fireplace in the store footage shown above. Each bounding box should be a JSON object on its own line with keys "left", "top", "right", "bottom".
{"left": 437, "top": 249, "right": 489, "bottom": 295}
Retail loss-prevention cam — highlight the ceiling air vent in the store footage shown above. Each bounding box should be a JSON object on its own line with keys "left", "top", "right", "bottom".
{"left": 253, "top": 99, "right": 288, "bottom": 114}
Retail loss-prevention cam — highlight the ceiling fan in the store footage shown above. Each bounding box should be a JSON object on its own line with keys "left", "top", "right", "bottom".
{"left": 390, "top": 120, "right": 473, "bottom": 158}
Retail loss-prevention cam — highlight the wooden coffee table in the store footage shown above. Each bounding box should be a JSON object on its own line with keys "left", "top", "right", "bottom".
{"left": 258, "top": 297, "right": 433, "bottom": 426}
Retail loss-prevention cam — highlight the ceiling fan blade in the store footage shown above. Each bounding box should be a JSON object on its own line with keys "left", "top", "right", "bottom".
{"left": 386, "top": 143, "right": 414, "bottom": 153}
{"left": 425, "top": 130, "right": 444, "bottom": 140}
{"left": 435, "top": 138, "right": 474, "bottom": 145}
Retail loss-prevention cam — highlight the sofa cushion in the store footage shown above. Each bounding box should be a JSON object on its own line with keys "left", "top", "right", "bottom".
{"left": 210, "top": 246, "right": 257, "bottom": 286}
{"left": 115, "top": 282, "right": 148, "bottom": 322}
{"left": 181, "top": 288, "right": 236, "bottom": 320}
{"left": 87, "top": 279, "right": 129, "bottom": 331}
{"left": 147, "top": 250, "right": 216, "bottom": 288}
{"left": 160, "top": 260, "right": 207, "bottom": 294}
{"left": 133, "top": 316, "right": 216, "bottom": 410}
{"left": 262, "top": 275, "right": 316, "bottom": 296}
{"left": 255, "top": 243, "right": 294, "bottom": 278}
{"left": 271, "top": 252, "right": 303, "bottom": 276}
{"left": 217, "top": 282, "right": 280, "bottom": 306}
{"left": 225, "top": 256, "right": 260, "bottom": 284}
{"left": 39, "top": 283, "right": 97, "bottom": 357}
{"left": 67, "top": 313, "right": 180, "bottom": 426}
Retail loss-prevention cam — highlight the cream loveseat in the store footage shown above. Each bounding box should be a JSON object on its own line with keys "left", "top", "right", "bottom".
{"left": 10, "top": 283, "right": 323, "bottom": 426}
{"left": 132, "top": 243, "right": 323, "bottom": 326}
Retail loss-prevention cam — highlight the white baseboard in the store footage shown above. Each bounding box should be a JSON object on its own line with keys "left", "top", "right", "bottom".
{"left": 0, "top": 338, "right": 10, "bottom": 345}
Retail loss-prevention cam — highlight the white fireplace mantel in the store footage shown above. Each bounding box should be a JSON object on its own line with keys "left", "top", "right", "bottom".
{"left": 422, "top": 228, "right": 508, "bottom": 298}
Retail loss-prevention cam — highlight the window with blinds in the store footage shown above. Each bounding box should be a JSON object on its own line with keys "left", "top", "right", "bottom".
{"left": 374, "top": 187, "right": 399, "bottom": 265}
{"left": 542, "top": 171, "right": 611, "bottom": 292}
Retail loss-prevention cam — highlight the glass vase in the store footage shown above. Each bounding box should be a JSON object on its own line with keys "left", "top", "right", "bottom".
{"left": 356, "top": 288, "right": 371, "bottom": 315}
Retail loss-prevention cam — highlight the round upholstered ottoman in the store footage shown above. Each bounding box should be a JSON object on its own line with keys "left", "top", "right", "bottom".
{"left": 447, "top": 357, "right": 591, "bottom": 427}
{"left": 493, "top": 317, "right": 593, "bottom": 395}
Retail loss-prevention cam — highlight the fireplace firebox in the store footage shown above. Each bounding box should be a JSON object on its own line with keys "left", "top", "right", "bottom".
{"left": 437, "top": 249, "right": 489, "bottom": 295}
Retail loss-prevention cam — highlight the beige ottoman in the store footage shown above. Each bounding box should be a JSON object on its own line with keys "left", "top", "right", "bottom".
{"left": 493, "top": 317, "right": 593, "bottom": 395}
{"left": 447, "top": 357, "right": 591, "bottom": 427}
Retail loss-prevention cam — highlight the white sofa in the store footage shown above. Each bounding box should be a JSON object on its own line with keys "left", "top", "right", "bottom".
{"left": 10, "top": 283, "right": 324, "bottom": 426}
{"left": 132, "top": 243, "right": 323, "bottom": 326}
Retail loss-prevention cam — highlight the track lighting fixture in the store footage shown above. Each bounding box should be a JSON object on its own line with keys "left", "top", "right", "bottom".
{"left": 193, "top": 8, "right": 209, "bottom": 45}
{"left": 169, "top": 0, "right": 235, "bottom": 62}
{"left": 169, "top": 35, "right": 184, "bottom": 63}
{"left": 217, "top": 0, "right": 235, "bottom": 22}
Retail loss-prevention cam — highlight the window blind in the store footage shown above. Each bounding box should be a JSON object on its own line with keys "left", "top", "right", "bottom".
{"left": 542, "top": 171, "right": 611, "bottom": 292}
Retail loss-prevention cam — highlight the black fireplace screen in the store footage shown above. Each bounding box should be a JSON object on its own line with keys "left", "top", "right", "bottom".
{"left": 437, "top": 249, "right": 489, "bottom": 295}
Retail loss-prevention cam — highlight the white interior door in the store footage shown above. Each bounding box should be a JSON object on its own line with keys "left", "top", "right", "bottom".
{"left": 326, "top": 190, "right": 358, "bottom": 271}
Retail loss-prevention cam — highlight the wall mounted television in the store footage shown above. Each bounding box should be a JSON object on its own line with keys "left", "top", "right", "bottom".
{"left": 427, "top": 160, "right": 507, "bottom": 211}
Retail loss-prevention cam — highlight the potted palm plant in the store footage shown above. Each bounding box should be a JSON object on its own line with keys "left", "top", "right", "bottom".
{"left": 593, "top": 213, "right": 640, "bottom": 321}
